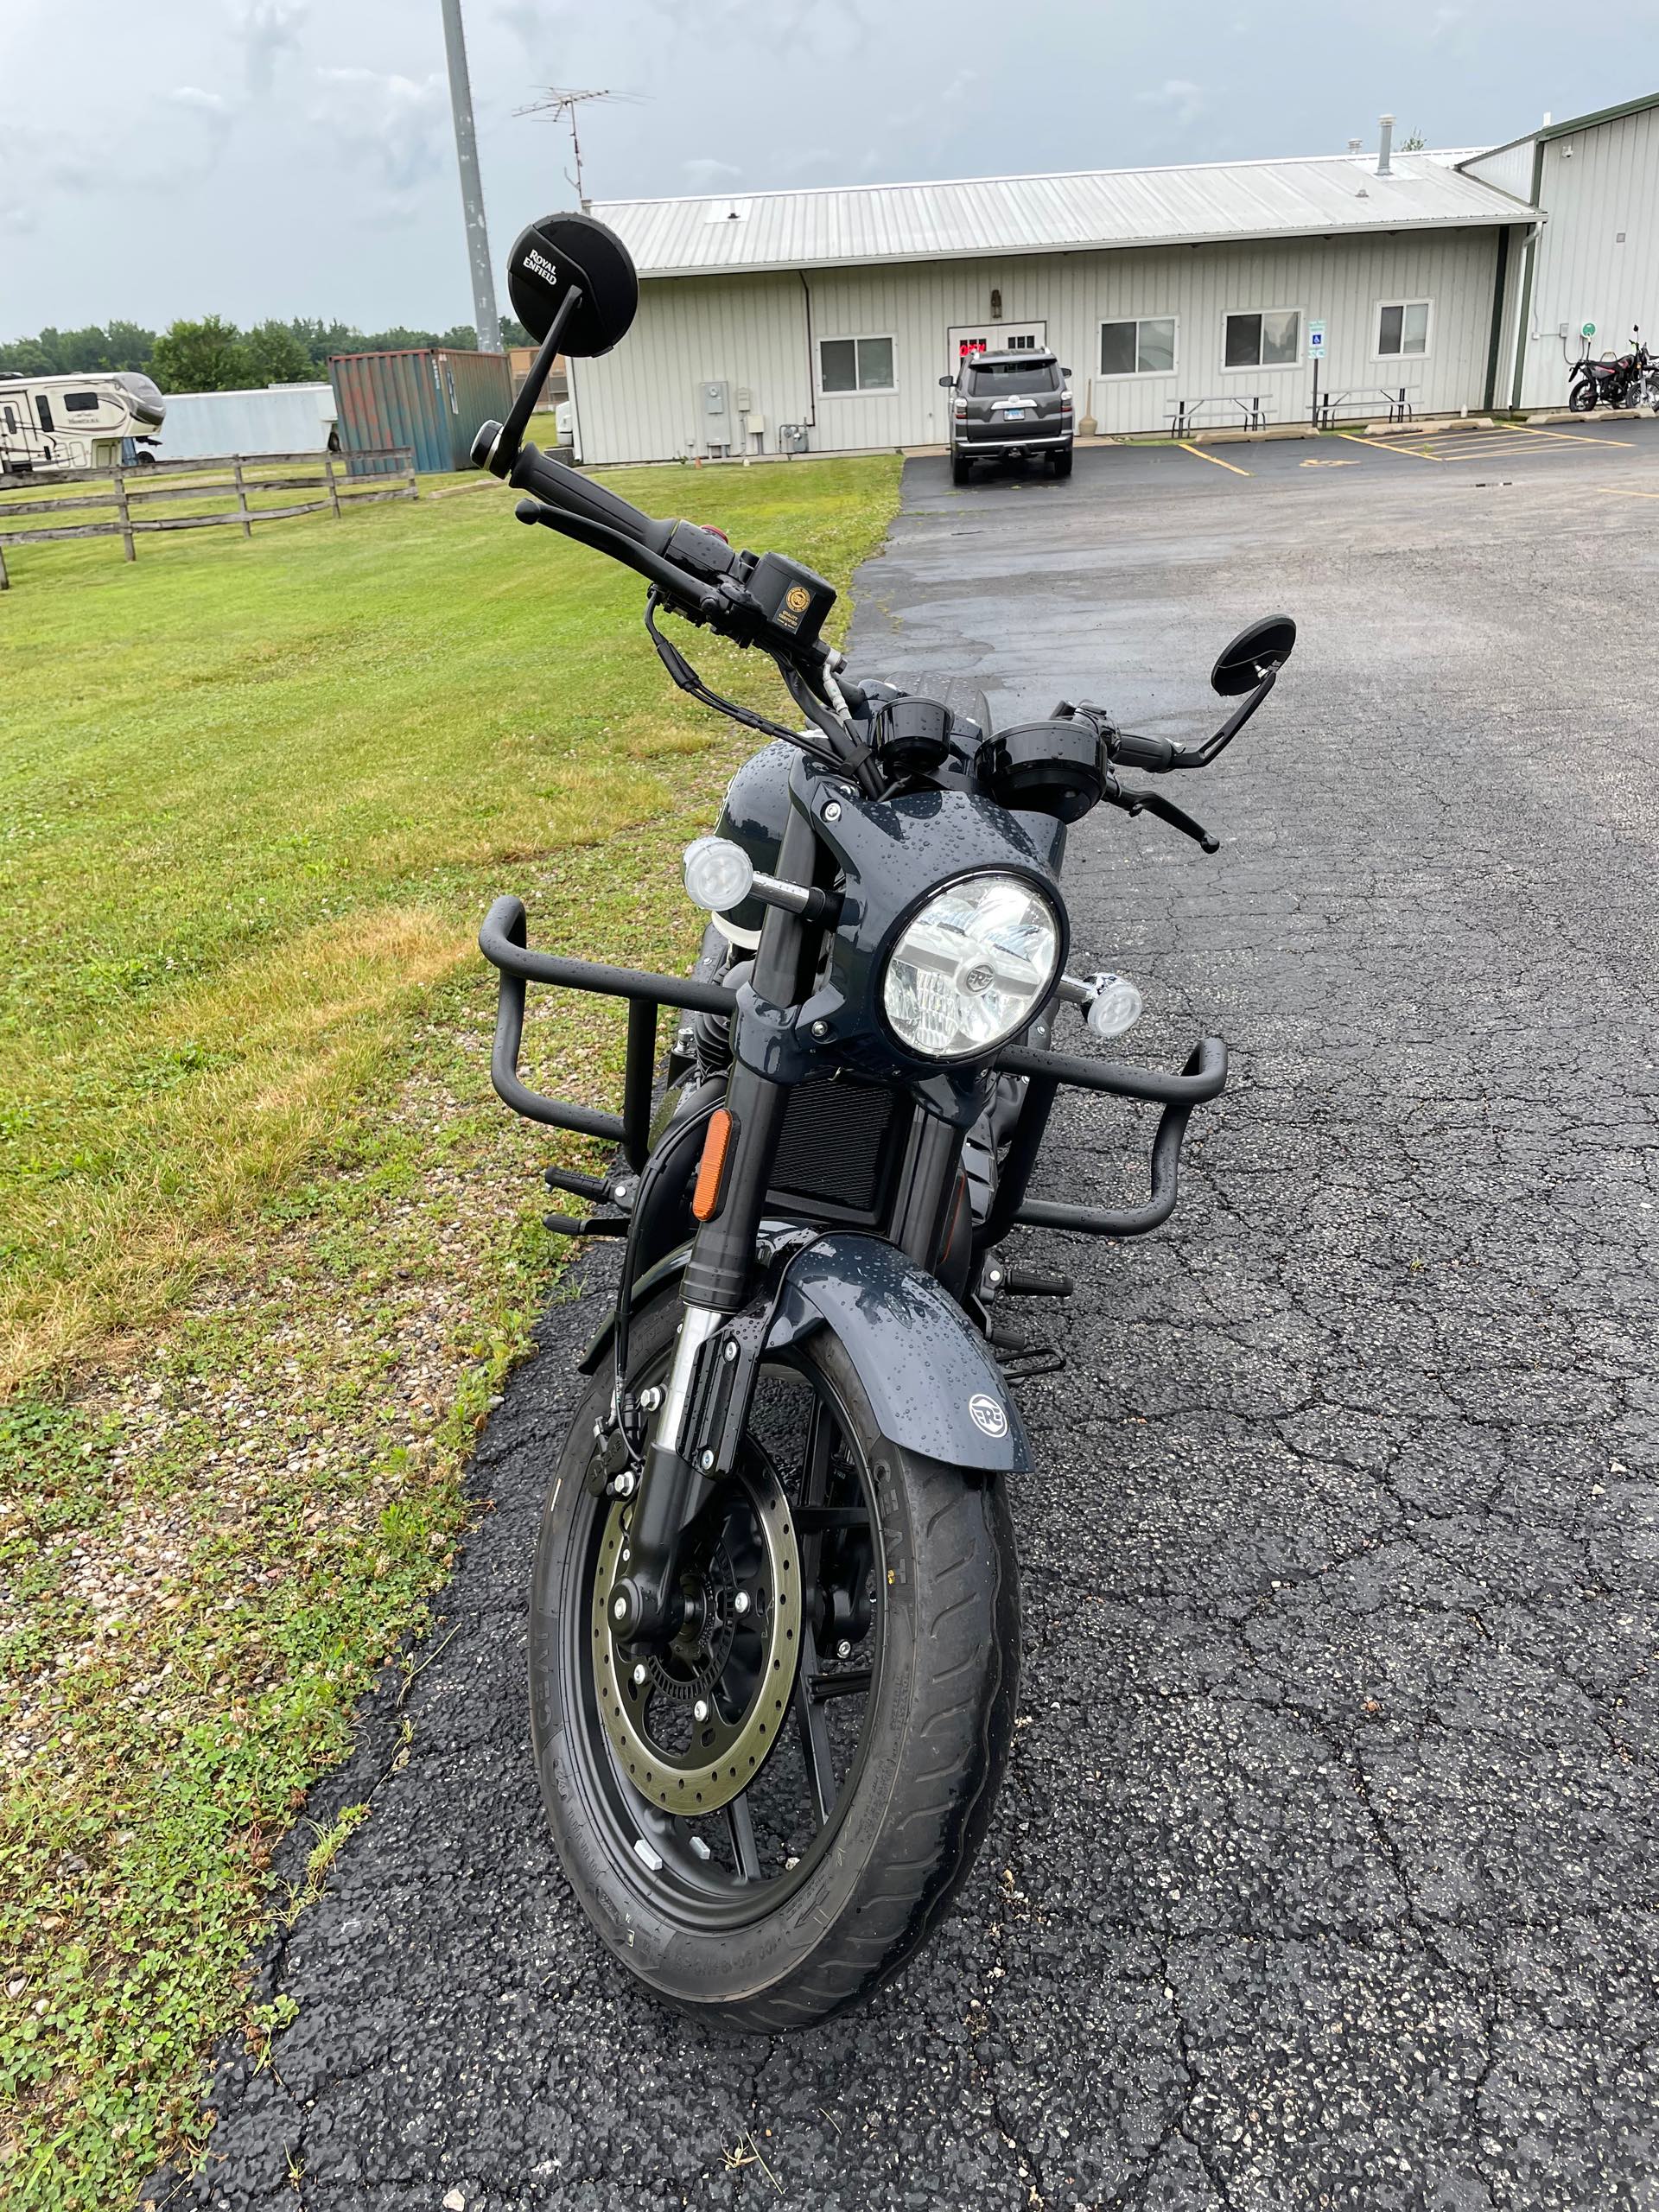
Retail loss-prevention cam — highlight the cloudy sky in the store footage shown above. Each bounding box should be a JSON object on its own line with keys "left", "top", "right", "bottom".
{"left": 1, "top": 1, "right": 1651, "bottom": 337}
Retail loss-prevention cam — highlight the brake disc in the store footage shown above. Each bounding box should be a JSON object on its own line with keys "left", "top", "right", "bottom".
{"left": 590, "top": 1463, "right": 802, "bottom": 1815}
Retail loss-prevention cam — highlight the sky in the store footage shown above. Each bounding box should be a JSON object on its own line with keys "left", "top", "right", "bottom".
{"left": 0, "top": 1, "right": 1653, "bottom": 339}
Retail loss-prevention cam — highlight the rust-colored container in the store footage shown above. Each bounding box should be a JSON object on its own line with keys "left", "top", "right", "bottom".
{"left": 327, "top": 346, "right": 512, "bottom": 474}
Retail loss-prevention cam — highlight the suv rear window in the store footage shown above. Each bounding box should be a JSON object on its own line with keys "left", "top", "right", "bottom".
{"left": 963, "top": 361, "right": 1059, "bottom": 395}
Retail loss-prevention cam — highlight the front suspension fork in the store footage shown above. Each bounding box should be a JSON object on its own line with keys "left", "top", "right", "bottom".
{"left": 607, "top": 810, "right": 818, "bottom": 1643}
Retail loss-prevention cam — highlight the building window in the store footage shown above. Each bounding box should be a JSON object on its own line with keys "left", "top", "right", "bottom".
{"left": 1099, "top": 316, "right": 1177, "bottom": 376}
{"left": 1224, "top": 308, "right": 1300, "bottom": 370}
{"left": 819, "top": 335, "right": 895, "bottom": 394}
{"left": 64, "top": 391, "right": 102, "bottom": 412}
{"left": 35, "top": 392, "right": 54, "bottom": 430}
{"left": 1376, "top": 300, "right": 1431, "bottom": 358}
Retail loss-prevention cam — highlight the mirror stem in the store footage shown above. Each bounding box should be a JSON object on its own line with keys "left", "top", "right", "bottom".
{"left": 482, "top": 282, "right": 587, "bottom": 478}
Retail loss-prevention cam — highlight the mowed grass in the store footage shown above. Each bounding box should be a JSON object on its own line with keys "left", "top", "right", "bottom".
{"left": 0, "top": 452, "right": 901, "bottom": 2206}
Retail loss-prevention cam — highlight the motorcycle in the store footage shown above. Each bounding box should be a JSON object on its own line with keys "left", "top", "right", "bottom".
{"left": 1568, "top": 326, "right": 1657, "bottom": 412}
{"left": 473, "top": 212, "right": 1296, "bottom": 2027}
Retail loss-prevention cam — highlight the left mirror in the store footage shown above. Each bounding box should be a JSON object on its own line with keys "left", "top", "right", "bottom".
{"left": 506, "top": 211, "right": 639, "bottom": 355}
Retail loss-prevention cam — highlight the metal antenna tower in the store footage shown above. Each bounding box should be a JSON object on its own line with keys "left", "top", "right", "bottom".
{"left": 440, "top": 0, "right": 502, "bottom": 351}
{"left": 512, "top": 86, "right": 637, "bottom": 205}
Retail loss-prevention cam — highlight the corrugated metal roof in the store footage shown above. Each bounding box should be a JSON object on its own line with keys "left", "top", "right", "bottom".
{"left": 592, "top": 152, "right": 1534, "bottom": 281}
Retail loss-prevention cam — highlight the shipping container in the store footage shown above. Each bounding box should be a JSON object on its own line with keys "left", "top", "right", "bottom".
{"left": 327, "top": 347, "right": 512, "bottom": 474}
{"left": 149, "top": 383, "right": 338, "bottom": 463}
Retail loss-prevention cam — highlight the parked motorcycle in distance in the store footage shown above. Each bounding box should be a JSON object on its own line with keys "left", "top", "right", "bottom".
{"left": 1568, "top": 327, "right": 1658, "bottom": 412}
{"left": 472, "top": 210, "right": 1297, "bottom": 2027}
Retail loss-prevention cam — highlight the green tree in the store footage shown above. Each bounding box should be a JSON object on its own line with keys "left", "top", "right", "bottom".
{"left": 150, "top": 316, "right": 253, "bottom": 393}
{"left": 0, "top": 335, "right": 54, "bottom": 376}
{"left": 438, "top": 324, "right": 480, "bottom": 351}
{"left": 245, "top": 318, "right": 313, "bottom": 384}
{"left": 105, "top": 321, "right": 157, "bottom": 372}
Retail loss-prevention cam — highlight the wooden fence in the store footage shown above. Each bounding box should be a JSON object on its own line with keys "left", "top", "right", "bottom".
{"left": 0, "top": 448, "right": 416, "bottom": 589}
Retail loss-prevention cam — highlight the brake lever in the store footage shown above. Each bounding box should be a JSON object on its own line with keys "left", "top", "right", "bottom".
{"left": 1115, "top": 784, "right": 1220, "bottom": 855}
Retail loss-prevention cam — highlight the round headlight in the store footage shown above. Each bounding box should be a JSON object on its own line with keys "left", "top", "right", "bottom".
{"left": 881, "top": 873, "right": 1061, "bottom": 1061}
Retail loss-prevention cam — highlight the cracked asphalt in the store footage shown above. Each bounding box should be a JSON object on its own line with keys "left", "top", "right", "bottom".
{"left": 171, "top": 431, "right": 1659, "bottom": 2210}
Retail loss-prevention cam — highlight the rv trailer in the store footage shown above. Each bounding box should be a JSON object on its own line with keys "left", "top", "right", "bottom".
{"left": 0, "top": 372, "right": 166, "bottom": 474}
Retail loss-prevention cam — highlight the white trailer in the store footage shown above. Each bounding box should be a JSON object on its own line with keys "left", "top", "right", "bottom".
{"left": 0, "top": 372, "right": 165, "bottom": 474}
{"left": 150, "top": 384, "right": 338, "bottom": 463}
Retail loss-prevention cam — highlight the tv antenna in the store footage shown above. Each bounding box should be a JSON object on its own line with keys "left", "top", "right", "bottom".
{"left": 512, "top": 86, "right": 639, "bottom": 204}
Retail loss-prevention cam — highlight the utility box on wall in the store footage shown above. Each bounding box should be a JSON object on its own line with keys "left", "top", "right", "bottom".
{"left": 696, "top": 379, "right": 731, "bottom": 454}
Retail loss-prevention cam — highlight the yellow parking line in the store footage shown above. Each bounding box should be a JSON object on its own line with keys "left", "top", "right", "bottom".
{"left": 1597, "top": 485, "right": 1659, "bottom": 498}
{"left": 1179, "top": 441, "right": 1251, "bottom": 476}
{"left": 1515, "top": 422, "right": 1635, "bottom": 448}
{"left": 1336, "top": 432, "right": 1445, "bottom": 461}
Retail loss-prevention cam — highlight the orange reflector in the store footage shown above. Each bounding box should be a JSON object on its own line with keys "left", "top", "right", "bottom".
{"left": 692, "top": 1108, "right": 735, "bottom": 1222}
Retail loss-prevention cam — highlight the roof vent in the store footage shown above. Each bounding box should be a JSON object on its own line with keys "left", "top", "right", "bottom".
{"left": 703, "top": 200, "right": 751, "bottom": 225}
{"left": 1347, "top": 137, "right": 1363, "bottom": 155}
{"left": 1376, "top": 113, "right": 1395, "bottom": 176}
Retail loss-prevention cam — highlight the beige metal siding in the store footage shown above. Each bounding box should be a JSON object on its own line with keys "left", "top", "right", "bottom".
{"left": 1521, "top": 110, "right": 1659, "bottom": 407}
{"left": 1459, "top": 142, "right": 1538, "bottom": 204}
{"left": 575, "top": 226, "right": 1505, "bottom": 461}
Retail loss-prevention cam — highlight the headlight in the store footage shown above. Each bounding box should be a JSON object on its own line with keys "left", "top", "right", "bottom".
{"left": 881, "top": 873, "right": 1061, "bottom": 1060}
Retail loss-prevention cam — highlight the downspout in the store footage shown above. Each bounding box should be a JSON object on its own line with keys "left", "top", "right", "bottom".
{"left": 798, "top": 271, "right": 818, "bottom": 429}
{"left": 1509, "top": 137, "right": 1548, "bottom": 410}
{"left": 1482, "top": 226, "right": 1512, "bottom": 412}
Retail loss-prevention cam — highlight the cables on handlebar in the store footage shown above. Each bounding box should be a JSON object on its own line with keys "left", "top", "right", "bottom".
{"left": 642, "top": 594, "right": 848, "bottom": 772}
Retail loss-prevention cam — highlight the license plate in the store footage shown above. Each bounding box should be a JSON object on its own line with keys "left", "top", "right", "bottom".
{"left": 1004, "top": 407, "right": 1027, "bottom": 420}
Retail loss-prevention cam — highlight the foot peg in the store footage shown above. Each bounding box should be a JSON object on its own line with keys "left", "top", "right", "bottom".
{"left": 981, "top": 1262, "right": 1074, "bottom": 1300}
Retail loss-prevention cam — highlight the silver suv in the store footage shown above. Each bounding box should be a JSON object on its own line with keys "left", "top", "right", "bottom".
{"left": 939, "top": 349, "right": 1073, "bottom": 484}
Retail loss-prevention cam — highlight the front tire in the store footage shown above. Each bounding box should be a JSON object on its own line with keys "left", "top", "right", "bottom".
{"left": 528, "top": 1294, "right": 1020, "bottom": 2029}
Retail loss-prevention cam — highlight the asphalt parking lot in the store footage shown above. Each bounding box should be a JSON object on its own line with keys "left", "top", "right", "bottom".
{"left": 176, "top": 423, "right": 1659, "bottom": 2210}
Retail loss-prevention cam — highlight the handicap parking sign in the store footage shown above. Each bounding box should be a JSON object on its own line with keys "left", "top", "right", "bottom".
{"left": 1308, "top": 321, "right": 1326, "bottom": 356}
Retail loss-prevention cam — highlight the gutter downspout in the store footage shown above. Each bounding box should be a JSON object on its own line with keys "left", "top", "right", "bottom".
{"left": 1509, "top": 139, "right": 1548, "bottom": 410}
{"left": 1482, "top": 225, "right": 1513, "bottom": 412}
{"left": 798, "top": 272, "right": 818, "bottom": 431}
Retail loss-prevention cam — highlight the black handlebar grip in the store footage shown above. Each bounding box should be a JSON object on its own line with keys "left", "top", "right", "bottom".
{"left": 1114, "top": 731, "right": 1176, "bottom": 772}
{"left": 507, "top": 442, "right": 677, "bottom": 559}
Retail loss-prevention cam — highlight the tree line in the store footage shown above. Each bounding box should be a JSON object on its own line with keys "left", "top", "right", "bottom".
{"left": 0, "top": 315, "right": 533, "bottom": 394}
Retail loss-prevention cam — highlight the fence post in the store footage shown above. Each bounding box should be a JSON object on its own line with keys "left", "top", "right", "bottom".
{"left": 323, "top": 454, "right": 341, "bottom": 519}
{"left": 0, "top": 537, "right": 8, "bottom": 591}
{"left": 232, "top": 456, "right": 252, "bottom": 540}
{"left": 405, "top": 448, "right": 417, "bottom": 499}
{"left": 114, "top": 469, "right": 136, "bottom": 563}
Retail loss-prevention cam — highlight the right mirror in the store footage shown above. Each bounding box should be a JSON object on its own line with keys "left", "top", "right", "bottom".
{"left": 506, "top": 211, "right": 639, "bottom": 356}
{"left": 1211, "top": 613, "right": 1298, "bottom": 697}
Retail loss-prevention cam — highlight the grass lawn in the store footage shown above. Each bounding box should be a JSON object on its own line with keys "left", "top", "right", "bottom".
{"left": 0, "top": 450, "right": 902, "bottom": 2207}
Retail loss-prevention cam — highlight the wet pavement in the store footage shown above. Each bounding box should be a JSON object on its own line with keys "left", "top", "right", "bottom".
{"left": 174, "top": 437, "right": 1659, "bottom": 2209}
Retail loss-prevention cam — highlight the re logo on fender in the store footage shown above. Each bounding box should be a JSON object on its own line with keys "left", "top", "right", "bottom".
{"left": 968, "top": 1393, "right": 1008, "bottom": 1440}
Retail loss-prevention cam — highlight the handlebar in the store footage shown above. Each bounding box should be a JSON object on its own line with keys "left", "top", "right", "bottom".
{"left": 505, "top": 439, "right": 678, "bottom": 559}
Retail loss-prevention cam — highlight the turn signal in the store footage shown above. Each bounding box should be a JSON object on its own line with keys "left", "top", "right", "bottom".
{"left": 692, "top": 1109, "right": 735, "bottom": 1222}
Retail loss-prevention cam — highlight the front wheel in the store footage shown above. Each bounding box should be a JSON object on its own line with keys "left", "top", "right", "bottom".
{"left": 529, "top": 1293, "right": 1020, "bottom": 2029}
{"left": 1569, "top": 383, "right": 1597, "bottom": 413}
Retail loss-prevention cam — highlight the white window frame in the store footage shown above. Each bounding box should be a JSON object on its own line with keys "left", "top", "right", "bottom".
{"left": 817, "top": 332, "right": 897, "bottom": 397}
{"left": 1096, "top": 315, "right": 1179, "bottom": 380}
{"left": 1220, "top": 307, "right": 1303, "bottom": 374}
{"left": 1373, "top": 297, "right": 1433, "bottom": 363}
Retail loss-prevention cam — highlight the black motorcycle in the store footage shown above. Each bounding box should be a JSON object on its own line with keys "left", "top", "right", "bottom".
{"left": 474, "top": 213, "right": 1296, "bottom": 2027}
{"left": 1568, "top": 327, "right": 1656, "bottom": 412}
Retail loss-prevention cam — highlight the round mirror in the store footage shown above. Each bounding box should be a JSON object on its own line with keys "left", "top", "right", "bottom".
{"left": 1211, "top": 613, "right": 1297, "bottom": 698}
{"left": 506, "top": 212, "right": 639, "bottom": 356}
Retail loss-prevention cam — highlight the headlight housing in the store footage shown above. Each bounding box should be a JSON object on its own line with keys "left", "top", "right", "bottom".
{"left": 880, "top": 873, "right": 1061, "bottom": 1060}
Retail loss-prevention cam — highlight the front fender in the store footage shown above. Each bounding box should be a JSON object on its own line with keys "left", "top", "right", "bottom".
{"left": 579, "top": 1233, "right": 1028, "bottom": 1473}
{"left": 771, "top": 1234, "right": 1030, "bottom": 1474}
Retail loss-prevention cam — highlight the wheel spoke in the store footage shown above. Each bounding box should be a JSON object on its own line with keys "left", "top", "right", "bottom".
{"left": 725, "top": 1789, "right": 761, "bottom": 1882}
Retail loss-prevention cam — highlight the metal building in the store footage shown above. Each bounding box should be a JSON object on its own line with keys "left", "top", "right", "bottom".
{"left": 568, "top": 93, "right": 1659, "bottom": 462}
{"left": 1462, "top": 93, "right": 1659, "bottom": 410}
